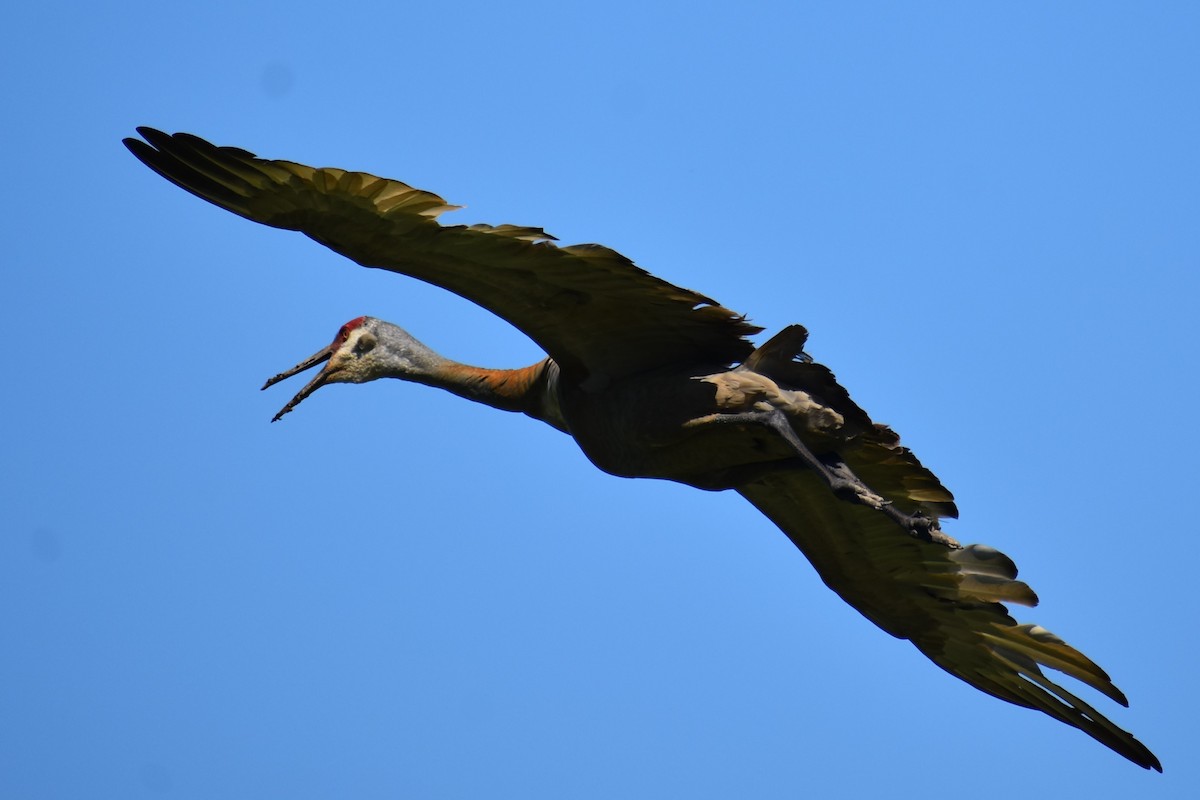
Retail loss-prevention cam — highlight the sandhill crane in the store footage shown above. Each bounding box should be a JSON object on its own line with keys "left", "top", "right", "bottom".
{"left": 124, "top": 127, "right": 1160, "bottom": 771}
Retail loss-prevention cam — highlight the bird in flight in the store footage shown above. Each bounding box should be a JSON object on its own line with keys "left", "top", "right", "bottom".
{"left": 124, "top": 128, "right": 1160, "bottom": 771}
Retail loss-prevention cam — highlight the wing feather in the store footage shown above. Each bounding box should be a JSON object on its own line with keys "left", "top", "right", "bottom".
{"left": 737, "top": 470, "right": 1160, "bottom": 771}
{"left": 123, "top": 128, "right": 760, "bottom": 380}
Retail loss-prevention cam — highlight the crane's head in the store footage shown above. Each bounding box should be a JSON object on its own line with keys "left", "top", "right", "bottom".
{"left": 261, "top": 316, "right": 439, "bottom": 422}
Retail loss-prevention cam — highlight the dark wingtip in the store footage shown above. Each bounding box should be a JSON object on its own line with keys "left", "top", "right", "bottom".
{"left": 122, "top": 135, "right": 154, "bottom": 160}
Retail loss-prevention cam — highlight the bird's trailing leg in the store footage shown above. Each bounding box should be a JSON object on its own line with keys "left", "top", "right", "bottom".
{"left": 686, "top": 409, "right": 873, "bottom": 501}
{"left": 687, "top": 409, "right": 947, "bottom": 543}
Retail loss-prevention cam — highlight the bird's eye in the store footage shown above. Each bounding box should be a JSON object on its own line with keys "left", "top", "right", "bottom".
{"left": 352, "top": 332, "right": 377, "bottom": 357}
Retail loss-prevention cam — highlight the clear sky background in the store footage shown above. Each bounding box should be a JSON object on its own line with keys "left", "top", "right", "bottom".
{"left": 4, "top": 2, "right": 1197, "bottom": 797}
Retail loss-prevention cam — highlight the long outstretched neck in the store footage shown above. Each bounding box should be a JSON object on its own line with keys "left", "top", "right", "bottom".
{"left": 268, "top": 318, "right": 569, "bottom": 429}
{"left": 425, "top": 357, "right": 566, "bottom": 430}
{"left": 365, "top": 322, "right": 562, "bottom": 430}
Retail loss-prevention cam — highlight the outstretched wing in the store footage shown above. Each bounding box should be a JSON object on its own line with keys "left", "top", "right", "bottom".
{"left": 738, "top": 469, "right": 1161, "bottom": 771}
{"left": 123, "top": 128, "right": 759, "bottom": 382}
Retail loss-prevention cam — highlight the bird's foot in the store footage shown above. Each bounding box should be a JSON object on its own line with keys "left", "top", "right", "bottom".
{"left": 878, "top": 502, "right": 958, "bottom": 546}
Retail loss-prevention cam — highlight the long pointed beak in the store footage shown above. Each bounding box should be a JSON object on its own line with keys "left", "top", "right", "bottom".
{"left": 261, "top": 344, "right": 336, "bottom": 422}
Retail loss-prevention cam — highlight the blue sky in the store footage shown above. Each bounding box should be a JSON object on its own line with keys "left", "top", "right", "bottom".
{"left": 4, "top": 2, "right": 1198, "bottom": 797}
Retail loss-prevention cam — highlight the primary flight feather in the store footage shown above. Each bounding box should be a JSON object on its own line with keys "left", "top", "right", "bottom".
{"left": 124, "top": 128, "right": 1160, "bottom": 771}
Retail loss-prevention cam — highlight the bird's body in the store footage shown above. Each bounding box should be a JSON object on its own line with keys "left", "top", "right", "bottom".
{"left": 124, "top": 128, "right": 1161, "bottom": 771}
{"left": 560, "top": 361, "right": 788, "bottom": 486}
